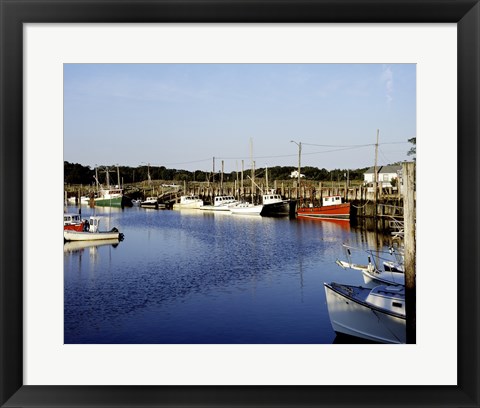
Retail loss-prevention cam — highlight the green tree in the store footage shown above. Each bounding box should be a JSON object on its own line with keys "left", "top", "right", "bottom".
{"left": 407, "top": 137, "right": 416, "bottom": 160}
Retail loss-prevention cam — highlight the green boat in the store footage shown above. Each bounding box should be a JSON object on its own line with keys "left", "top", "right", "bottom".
{"left": 94, "top": 187, "right": 123, "bottom": 207}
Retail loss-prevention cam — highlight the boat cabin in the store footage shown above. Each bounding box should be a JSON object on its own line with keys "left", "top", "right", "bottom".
{"left": 366, "top": 285, "right": 405, "bottom": 316}
{"left": 64, "top": 213, "right": 82, "bottom": 225}
{"left": 180, "top": 195, "right": 201, "bottom": 204}
{"left": 321, "top": 195, "right": 343, "bottom": 207}
{"left": 262, "top": 193, "right": 283, "bottom": 205}
{"left": 87, "top": 216, "right": 102, "bottom": 233}
{"left": 213, "top": 196, "right": 236, "bottom": 206}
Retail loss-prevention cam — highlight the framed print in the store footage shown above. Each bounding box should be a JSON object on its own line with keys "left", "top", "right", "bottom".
{"left": 1, "top": 0, "right": 478, "bottom": 407}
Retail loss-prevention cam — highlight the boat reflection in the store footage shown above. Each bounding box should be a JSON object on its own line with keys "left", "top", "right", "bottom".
{"left": 64, "top": 238, "right": 121, "bottom": 253}
{"left": 296, "top": 217, "right": 351, "bottom": 231}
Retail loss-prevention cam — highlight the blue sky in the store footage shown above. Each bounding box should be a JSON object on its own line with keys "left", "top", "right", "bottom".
{"left": 64, "top": 63, "right": 416, "bottom": 172}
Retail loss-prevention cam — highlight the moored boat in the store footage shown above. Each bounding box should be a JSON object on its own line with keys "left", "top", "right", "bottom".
{"left": 260, "top": 192, "right": 292, "bottom": 217}
{"left": 229, "top": 202, "right": 263, "bottom": 216}
{"left": 64, "top": 216, "right": 124, "bottom": 241}
{"left": 140, "top": 197, "right": 159, "bottom": 209}
{"left": 94, "top": 187, "right": 124, "bottom": 207}
{"left": 324, "top": 282, "right": 406, "bottom": 344}
{"left": 335, "top": 244, "right": 405, "bottom": 286}
{"left": 199, "top": 195, "right": 239, "bottom": 211}
{"left": 297, "top": 195, "right": 350, "bottom": 220}
{"left": 173, "top": 195, "right": 204, "bottom": 210}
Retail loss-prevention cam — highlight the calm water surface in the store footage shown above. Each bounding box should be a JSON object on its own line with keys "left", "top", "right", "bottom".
{"left": 64, "top": 205, "right": 393, "bottom": 344}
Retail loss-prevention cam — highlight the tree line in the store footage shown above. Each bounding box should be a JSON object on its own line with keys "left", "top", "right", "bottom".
{"left": 64, "top": 161, "right": 373, "bottom": 186}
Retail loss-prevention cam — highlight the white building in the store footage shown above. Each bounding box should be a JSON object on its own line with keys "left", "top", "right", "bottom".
{"left": 290, "top": 170, "right": 305, "bottom": 179}
{"left": 364, "top": 165, "right": 402, "bottom": 191}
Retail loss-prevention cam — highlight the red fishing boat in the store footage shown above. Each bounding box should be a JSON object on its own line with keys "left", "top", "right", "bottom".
{"left": 297, "top": 195, "right": 350, "bottom": 220}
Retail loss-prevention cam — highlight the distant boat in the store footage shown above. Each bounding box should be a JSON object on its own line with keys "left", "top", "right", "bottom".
{"left": 200, "top": 195, "right": 240, "bottom": 211}
{"left": 324, "top": 282, "right": 406, "bottom": 344}
{"left": 80, "top": 196, "right": 91, "bottom": 205}
{"left": 92, "top": 166, "right": 129, "bottom": 207}
{"left": 229, "top": 202, "right": 263, "bottom": 216}
{"left": 64, "top": 216, "right": 124, "bottom": 242}
{"left": 66, "top": 197, "right": 77, "bottom": 205}
{"left": 297, "top": 195, "right": 350, "bottom": 220}
{"left": 94, "top": 187, "right": 124, "bottom": 207}
{"left": 173, "top": 195, "right": 204, "bottom": 210}
{"left": 140, "top": 197, "right": 159, "bottom": 209}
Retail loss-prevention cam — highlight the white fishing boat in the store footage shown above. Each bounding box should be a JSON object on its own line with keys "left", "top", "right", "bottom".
{"left": 64, "top": 216, "right": 124, "bottom": 241}
{"left": 80, "top": 195, "right": 91, "bottom": 205}
{"left": 335, "top": 244, "right": 405, "bottom": 286}
{"left": 199, "top": 195, "right": 239, "bottom": 211}
{"left": 324, "top": 282, "right": 406, "bottom": 344}
{"left": 173, "top": 195, "right": 204, "bottom": 210}
{"left": 229, "top": 202, "right": 263, "bottom": 216}
{"left": 335, "top": 258, "right": 405, "bottom": 286}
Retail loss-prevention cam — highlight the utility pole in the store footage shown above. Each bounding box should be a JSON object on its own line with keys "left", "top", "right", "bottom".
{"left": 221, "top": 160, "right": 224, "bottom": 191}
{"left": 250, "top": 138, "right": 254, "bottom": 202}
{"left": 403, "top": 162, "right": 416, "bottom": 343}
{"left": 374, "top": 129, "right": 379, "bottom": 215}
{"left": 212, "top": 157, "right": 215, "bottom": 183}
{"left": 241, "top": 160, "right": 244, "bottom": 197}
{"left": 290, "top": 140, "right": 302, "bottom": 198}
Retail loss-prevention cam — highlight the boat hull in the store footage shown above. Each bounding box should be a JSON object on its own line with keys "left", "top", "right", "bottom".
{"left": 199, "top": 205, "right": 232, "bottom": 211}
{"left": 173, "top": 202, "right": 203, "bottom": 210}
{"left": 230, "top": 204, "right": 263, "bottom": 215}
{"left": 260, "top": 201, "right": 291, "bottom": 217}
{"left": 64, "top": 230, "right": 122, "bottom": 241}
{"left": 64, "top": 224, "right": 85, "bottom": 232}
{"left": 297, "top": 203, "right": 350, "bottom": 220}
{"left": 94, "top": 197, "right": 123, "bottom": 207}
{"left": 140, "top": 202, "right": 159, "bottom": 209}
{"left": 324, "top": 283, "right": 406, "bottom": 344}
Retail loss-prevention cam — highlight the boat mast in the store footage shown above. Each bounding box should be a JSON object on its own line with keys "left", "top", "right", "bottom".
{"left": 374, "top": 129, "right": 379, "bottom": 210}
{"left": 95, "top": 167, "right": 99, "bottom": 194}
{"left": 250, "top": 138, "right": 254, "bottom": 203}
{"left": 265, "top": 165, "right": 269, "bottom": 192}
{"left": 105, "top": 167, "right": 110, "bottom": 188}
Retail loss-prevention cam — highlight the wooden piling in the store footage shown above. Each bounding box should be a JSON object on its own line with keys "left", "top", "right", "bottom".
{"left": 403, "top": 162, "right": 416, "bottom": 343}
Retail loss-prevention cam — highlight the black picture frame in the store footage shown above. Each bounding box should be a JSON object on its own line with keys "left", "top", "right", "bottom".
{"left": 1, "top": 1, "right": 478, "bottom": 407}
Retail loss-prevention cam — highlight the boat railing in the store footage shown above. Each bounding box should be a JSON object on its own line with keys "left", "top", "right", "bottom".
{"left": 340, "top": 244, "right": 404, "bottom": 274}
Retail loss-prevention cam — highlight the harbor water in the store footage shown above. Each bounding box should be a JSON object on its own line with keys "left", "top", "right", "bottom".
{"left": 64, "top": 205, "right": 397, "bottom": 344}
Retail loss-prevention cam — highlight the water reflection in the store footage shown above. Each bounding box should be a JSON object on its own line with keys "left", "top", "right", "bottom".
{"left": 64, "top": 239, "right": 121, "bottom": 253}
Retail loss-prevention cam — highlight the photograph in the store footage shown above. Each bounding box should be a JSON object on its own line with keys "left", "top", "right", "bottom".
{"left": 1, "top": 0, "right": 478, "bottom": 406}
{"left": 63, "top": 63, "right": 416, "bottom": 345}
